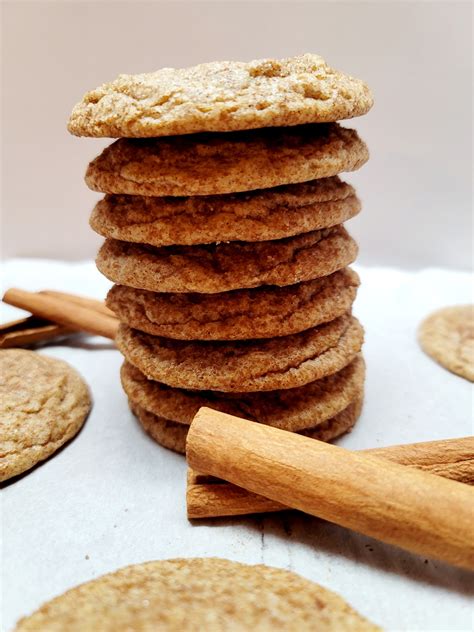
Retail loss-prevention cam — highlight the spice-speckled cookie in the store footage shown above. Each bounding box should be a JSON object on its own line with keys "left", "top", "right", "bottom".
{"left": 85, "top": 124, "right": 368, "bottom": 196}
{"left": 122, "top": 354, "right": 365, "bottom": 432}
{"left": 299, "top": 397, "right": 363, "bottom": 441}
{"left": 97, "top": 226, "right": 357, "bottom": 294}
{"left": 0, "top": 349, "right": 91, "bottom": 482}
{"left": 90, "top": 177, "right": 360, "bottom": 246}
{"left": 133, "top": 398, "right": 364, "bottom": 455}
{"left": 107, "top": 268, "right": 359, "bottom": 340}
{"left": 15, "top": 557, "right": 379, "bottom": 631}
{"left": 68, "top": 53, "right": 373, "bottom": 138}
{"left": 418, "top": 305, "right": 474, "bottom": 382}
{"left": 116, "top": 314, "right": 364, "bottom": 392}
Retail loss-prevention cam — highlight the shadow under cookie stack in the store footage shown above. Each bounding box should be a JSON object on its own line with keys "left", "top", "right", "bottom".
{"left": 68, "top": 54, "right": 373, "bottom": 454}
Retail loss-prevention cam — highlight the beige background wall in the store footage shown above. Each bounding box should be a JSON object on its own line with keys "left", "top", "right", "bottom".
{"left": 1, "top": 1, "right": 472, "bottom": 269}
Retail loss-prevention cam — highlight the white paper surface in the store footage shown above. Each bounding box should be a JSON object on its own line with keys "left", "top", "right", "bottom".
{"left": 1, "top": 260, "right": 473, "bottom": 632}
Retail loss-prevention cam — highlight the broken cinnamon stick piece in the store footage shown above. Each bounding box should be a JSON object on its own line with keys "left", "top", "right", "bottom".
{"left": 0, "top": 316, "right": 72, "bottom": 348}
{"left": 3, "top": 288, "right": 118, "bottom": 340}
{"left": 187, "top": 437, "right": 474, "bottom": 519}
{"left": 187, "top": 469, "right": 287, "bottom": 517}
{"left": 187, "top": 408, "right": 474, "bottom": 570}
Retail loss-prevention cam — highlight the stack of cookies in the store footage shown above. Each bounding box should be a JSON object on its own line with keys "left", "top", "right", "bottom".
{"left": 68, "top": 54, "right": 373, "bottom": 454}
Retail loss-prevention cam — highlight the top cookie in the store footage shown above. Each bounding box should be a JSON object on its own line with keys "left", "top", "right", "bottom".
{"left": 15, "top": 558, "right": 379, "bottom": 631}
{"left": 68, "top": 54, "right": 373, "bottom": 138}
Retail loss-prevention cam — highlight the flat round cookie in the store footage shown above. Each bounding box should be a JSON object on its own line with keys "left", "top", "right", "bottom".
{"left": 85, "top": 124, "right": 368, "bottom": 196}
{"left": 68, "top": 53, "right": 373, "bottom": 138}
{"left": 107, "top": 268, "right": 359, "bottom": 340}
{"left": 15, "top": 557, "right": 379, "bottom": 631}
{"left": 97, "top": 226, "right": 357, "bottom": 294}
{"left": 90, "top": 177, "right": 360, "bottom": 246}
{"left": 0, "top": 349, "right": 91, "bottom": 482}
{"left": 418, "top": 305, "right": 474, "bottom": 381}
{"left": 130, "top": 403, "right": 187, "bottom": 454}
{"left": 121, "top": 354, "right": 365, "bottom": 432}
{"left": 133, "top": 398, "right": 364, "bottom": 455}
{"left": 299, "top": 397, "right": 363, "bottom": 441}
{"left": 116, "top": 314, "right": 364, "bottom": 392}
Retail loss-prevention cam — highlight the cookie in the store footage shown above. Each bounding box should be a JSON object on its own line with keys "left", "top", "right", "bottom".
{"left": 0, "top": 349, "right": 91, "bottom": 482}
{"left": 299, "top": 397, "right": 363, "bottom": 441}
{"left": 133, "top": 398, "right": 364, "bottom": 455}
{"left": 90, "top": 177, "right": 360, "bottom": 246}
{"left": 97, "top": 226, "right": 357, "bottom": 294}
{"left": 15, "top": 557, "right": 379, "bottom": 631}
{"left": 107, "top": 268, "right": 359, "bottom": 340}
{"left": 418, "top": 305, "right": 474, "bottom": 382}
{"left": 68, "top": 53, "right": 373, "bottom": 138}
{"left": 130, "top": 402, "right": 187, "bottom": 454}
{"left": 121, "top": 354, "right": 365, "bottom": 432}
{"left": 116, "top": 314, "right": 364, "bottom": 392}
{"left": 85, "top": 124, "right": 368, "bottom": 196}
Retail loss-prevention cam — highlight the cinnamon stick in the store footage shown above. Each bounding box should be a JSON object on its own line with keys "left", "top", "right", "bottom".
{"left": 187, "top": 436, "right": 474, "bottom": 519}
{"left": 366, "top": 437, "right": 474, "bottom": 483}
{"left": 40, "top": 290, "right": 115, "bottom": 318}
{"left": 0, "top": 316, "right": 72, "bottom": 348}
{"left": 187, "top": 408, "right": 474, "bottom": 570}
{"left": 3, "top": 288, "right": 118, "bottom": 340}
{"left": 187, "top": 469, "right": 287, "bottom": 517}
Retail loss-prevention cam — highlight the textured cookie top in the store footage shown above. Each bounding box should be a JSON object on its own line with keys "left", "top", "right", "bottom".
{"left": 85, "top": 124, "right": 368, "bottom": 196}
{"left": 97, "top": 226, "right": 357, "bottom": 294}
{"left": 418, "top": 305, "right": 474, "bottom": 382}
{"left": 107, "top": 268, "right": 359, "bottom": 340}
{"left": 116, "top": 314, "right": 364, "bottom": 391}
{"left": 90, "top": 176, "right": 360, "bottom": 246}
{"left": 16, "top": 557, "right": 378, "bottom": 631}
{"left": 0, "top": 349, "right": 90, "bottom": 482}
{"left": 122, "top": 354, "right": 365, "bottom": 432}
{"left": 68, "top": 54, "right": 373, "bottom": 138}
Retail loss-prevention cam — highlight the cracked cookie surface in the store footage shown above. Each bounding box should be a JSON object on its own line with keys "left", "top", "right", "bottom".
{"left": 116, "top": 314, "right": 364, "bottom": 392}
{"left": 68, "top": 53, "right": 373, "bottom": 138}
{"left": 107, "top": 268, "right": 359, "bottom": 340}
{"left": 418, "top": 305, "right": 474, "bottom": 381}
{"left": 132, "top": 397, "right": 364, "bottom": 455}
{"left": 0, "top": 349, "right": 91, "bottom": 482}
{"left": 122, "top": 354, "right": 365, "bottom": 432}
{"left": 85, "top": 124, "right": 368, "bottom": 196}
{"left": 90, "top": 177, "right": 360, "bottom": 246}
{"left": 97, "top": 226, "right": 357, "bottom": 294}
{"left": 15, "top": 557, "right": 379, "bottom": 631}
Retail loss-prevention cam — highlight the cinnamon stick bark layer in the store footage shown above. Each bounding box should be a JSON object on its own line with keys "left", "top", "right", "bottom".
{"left": 187, "top": 408, "right": 474, "bottom": 570}
{"left": 187, "top": 437, "right": 474, "bottom": 519}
